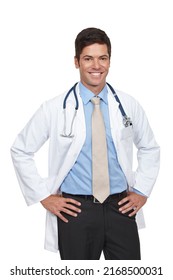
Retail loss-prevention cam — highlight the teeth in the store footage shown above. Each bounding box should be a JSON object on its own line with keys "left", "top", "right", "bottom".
{"left": 90, "top": 73, "right": 101, "bottom": 76}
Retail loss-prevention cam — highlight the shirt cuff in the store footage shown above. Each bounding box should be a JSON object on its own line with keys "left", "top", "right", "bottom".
{"left": 132, "top": 188, "right": 147, "bottom": 197}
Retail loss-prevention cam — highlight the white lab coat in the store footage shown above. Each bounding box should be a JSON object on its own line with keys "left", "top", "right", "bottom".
{"left": 11, "top": 83, "right": 160, "bottom": 252}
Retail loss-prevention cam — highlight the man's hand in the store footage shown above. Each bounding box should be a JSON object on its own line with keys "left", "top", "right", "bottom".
{"left": 118, "top": 191, "right": 147, "bottom": 217}
{"left": 41, "top": 194, "right": 81, "bottom": 223}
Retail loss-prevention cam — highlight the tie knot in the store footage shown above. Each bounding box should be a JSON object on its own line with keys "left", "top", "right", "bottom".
{"left": 91, "top": 97, "right": 100, "bottom": 106}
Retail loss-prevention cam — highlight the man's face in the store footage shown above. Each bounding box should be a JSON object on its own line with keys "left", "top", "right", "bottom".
{"left": 74, "top": 43, "right": 110, "bottom": 94}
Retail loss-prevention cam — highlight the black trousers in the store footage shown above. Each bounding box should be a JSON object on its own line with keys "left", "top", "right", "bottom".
{"left": 58, "top": 192, "right": 141, "bottom": 260}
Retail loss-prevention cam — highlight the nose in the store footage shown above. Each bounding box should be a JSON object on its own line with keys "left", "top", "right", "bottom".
{"left": 92, "top": 58, "right": 100, "bottom": 69}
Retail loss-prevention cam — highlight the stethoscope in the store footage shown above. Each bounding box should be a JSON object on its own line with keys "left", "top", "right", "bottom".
{"left": 61, "top": 82, "right": 132, "bottom": 138}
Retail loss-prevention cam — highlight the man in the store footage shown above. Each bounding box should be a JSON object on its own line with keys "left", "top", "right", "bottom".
{"left": 11, "top": 27, "right": 160, "bottom": 260}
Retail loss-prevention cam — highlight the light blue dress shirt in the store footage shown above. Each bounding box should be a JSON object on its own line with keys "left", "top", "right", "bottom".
{"left": 60, "top": 82, "right": 127, "bottom": 195}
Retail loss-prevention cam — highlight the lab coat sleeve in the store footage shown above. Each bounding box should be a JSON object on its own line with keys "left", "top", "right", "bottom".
{"left": 11, "top": 102, "right": 51, "bottom": 206}
{"left": 132, "top": 100, "right": 160, "bottom": 196}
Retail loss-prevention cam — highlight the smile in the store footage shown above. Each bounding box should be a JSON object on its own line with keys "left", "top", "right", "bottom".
{"left": 89, "top": 72, "right": 103, "bottom": 76}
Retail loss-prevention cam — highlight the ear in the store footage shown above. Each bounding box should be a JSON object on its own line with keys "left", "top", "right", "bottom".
{"left": 74, "top": 57, "right": 79, "bottom": 69}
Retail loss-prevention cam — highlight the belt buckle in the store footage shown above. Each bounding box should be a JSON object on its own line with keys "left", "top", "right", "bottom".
{"left": 93, "top": 197, "right": 100, "bottom": 203}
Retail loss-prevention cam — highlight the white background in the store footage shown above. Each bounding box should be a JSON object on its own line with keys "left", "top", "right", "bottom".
{"left": 0, "top": 0, "right": 172, "bottom": 279}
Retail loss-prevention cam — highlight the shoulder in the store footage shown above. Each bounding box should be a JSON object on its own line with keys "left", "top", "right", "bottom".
{"left": 115, "top": 88, "right": 145, "bottom": 111}
{"left": 41, "top": 91, "right": 68, "bottom": 112}
{"left": 115, "top": 89, "right": 138, "bottom": 105}
{"left": 110, "top": 87, "right": 146, "bottom": 119}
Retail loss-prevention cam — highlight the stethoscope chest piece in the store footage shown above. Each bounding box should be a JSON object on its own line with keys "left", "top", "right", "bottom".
{"left": 123, "top": 116, "right": 133, "bottom": 127}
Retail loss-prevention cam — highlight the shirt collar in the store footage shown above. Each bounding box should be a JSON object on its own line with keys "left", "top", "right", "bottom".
{"left": 79, "top": 82, "right": 108, "bottom": 105}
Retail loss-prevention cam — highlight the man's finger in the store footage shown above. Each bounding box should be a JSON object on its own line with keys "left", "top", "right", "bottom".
{"left": 118, "top": 196, "right": 129, "bottom": 206}
{"left": 57, "top": 211, "right": 69, "bottom": 223}
{"left": 65, "top": 198, "right": 81, "bottom": 206}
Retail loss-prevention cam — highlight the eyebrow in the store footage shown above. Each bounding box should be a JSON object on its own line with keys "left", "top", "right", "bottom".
{"left": 82, "top": 55, "right": 109, "bottom": 58}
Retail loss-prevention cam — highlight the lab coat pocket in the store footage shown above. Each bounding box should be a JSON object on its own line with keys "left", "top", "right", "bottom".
{"left": 58, "top": 133, "right": 75, "bottom": 153}
{"left": 57, "top": 110, "right": 76, "bottom": 148}
{"left": 120, "top": 126, "right": 133, "bottom": 140}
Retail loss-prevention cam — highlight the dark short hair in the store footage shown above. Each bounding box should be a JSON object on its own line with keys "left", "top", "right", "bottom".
{"left": 75, "top": 27, "right": 111, "bottom": 61}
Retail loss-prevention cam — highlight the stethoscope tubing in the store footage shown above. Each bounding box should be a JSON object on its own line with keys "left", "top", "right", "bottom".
{"left": 106, "top": 83, "right": 127, "bottom": 118}
{"left": 63, "top": 82, "right": 79, "bottom": 110}
{"left": 61, "top": 82, "right": 132, "bottom": 137}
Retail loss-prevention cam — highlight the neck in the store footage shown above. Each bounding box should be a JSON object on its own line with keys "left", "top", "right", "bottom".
{"left": 80, "top": 82, "right": 106, "bottom": 95}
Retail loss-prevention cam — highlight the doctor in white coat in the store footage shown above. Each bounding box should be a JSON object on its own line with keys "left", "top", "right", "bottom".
{"left": 11, "top": 27, "right": 160, "bottom": 260}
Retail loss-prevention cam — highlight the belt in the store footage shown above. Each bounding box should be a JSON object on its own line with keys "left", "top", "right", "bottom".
{"left": 62, "top": 191, "right": 127, "bottom": 204}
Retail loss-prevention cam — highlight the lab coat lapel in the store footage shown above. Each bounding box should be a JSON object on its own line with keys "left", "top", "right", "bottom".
{"left": 57, "top": 86, "right": 86, "bottom": 186}
{"left": 107, "top": 88, "right": 122, "bottom": 141}
{"left": 107, "top": 88, "right": 132, "bottom": 186}
{"left": 53, "top": 85, "right": 86, "bottom": 191}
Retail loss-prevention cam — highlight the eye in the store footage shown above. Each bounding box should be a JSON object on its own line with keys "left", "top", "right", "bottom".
{"left": 84, "top": 57, "right": 93, "bottom": 61}
{"left": 100, "top": 56, "right": 108, "bottom": 61}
